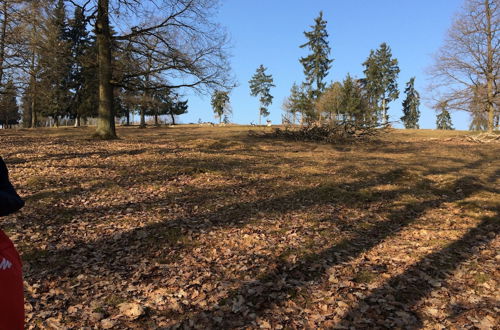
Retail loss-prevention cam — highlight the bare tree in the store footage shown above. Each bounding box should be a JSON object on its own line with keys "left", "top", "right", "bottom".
{"left": 0, "top": 1, "right": 25, "bottom": 94}
{"left": 429, "top": 0, "right": 499, "bottom": 132}
{"left": 67, "top": 0, "right": 233, "bottom": 139}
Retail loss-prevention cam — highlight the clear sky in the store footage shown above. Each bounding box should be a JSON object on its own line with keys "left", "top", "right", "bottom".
{"left": 181, "top": 0, "right": 470, "bottom": 129}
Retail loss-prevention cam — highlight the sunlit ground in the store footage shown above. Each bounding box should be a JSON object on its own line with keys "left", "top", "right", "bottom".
{"left": 1, "top": 126, "right": 498, "bottom": 329}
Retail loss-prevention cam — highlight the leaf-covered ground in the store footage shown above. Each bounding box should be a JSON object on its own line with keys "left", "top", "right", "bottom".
{"left": 1, "top": 126, "right": 498, "bottom": 329}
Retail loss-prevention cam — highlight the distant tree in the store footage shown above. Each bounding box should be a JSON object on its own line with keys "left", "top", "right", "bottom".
{"left": 20, "top": 0, "right": 49, "bottom": 128}
{"left": 0, "top": 0, "right": 24, "bottom": 92}
{"left": 0, "top": 80, "right": 20, "bottom": 128}
{"left": 435, "top": 101, "right": 454, "bottom": 130}
{"left": 211, "top": 90, "right": 230, "bottom": 124}
{"left": 429, "top": 0, "right": 499, "bottom": 132}
{"left": 38, "top": 0, "right": 72, "bottom": 126}
{"left": 155, "top": 90, "right": 189, "bottom": 125}
{"left": 282, "top": 83, "right": 300, "bottom": 125}
{"left": 362, "top": 42, "right": 400, "bottom": 124}
{"left": 282, "top": 82, "right": 313, "bottom": 125}
{"left": 300, "top": 11, "right": 333, "bottom": 119}
{"left": 249, "top": 64, "right": 275, "bottom": 125}
{"left": 400, "top": 77, "right": 421, "bottom": 129}
{"left": 340, "top": 74, "right": 370, "bottom": 124}
{"left": 67, "top": 6, "right": 96, "bottom": 126}
{"left": 316, "top": 81, "right": 342, "bottom": 123}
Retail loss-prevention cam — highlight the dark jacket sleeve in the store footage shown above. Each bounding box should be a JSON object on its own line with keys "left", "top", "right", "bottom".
{"left": 0, "top": 157, "right": 24, "bottom": 217}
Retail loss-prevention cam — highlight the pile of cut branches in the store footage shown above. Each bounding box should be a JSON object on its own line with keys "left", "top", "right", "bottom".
{"left": 465, "top": 133, "right": 500, "bottom": 143}
{"left": 255, "top": 122, "right": 390, "bottom": 143}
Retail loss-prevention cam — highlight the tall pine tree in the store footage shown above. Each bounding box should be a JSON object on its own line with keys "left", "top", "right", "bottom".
{"left": 362, "top": 43, "right": 399, "bottom": 124}
{"left": 400, "top": 77, "right": 420, "bottom": 129}
{"left": 300, "top": 11, "right": 333, "bottom": 121}
{"left": 249, "top": 64, "right": 275, "bottom": 125}
{"left": 68, "top": 6, "right": 96, "bottom": 126}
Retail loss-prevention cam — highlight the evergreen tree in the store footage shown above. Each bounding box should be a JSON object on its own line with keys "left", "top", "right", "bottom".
{"left": 340, "top": 74, "right": 369, "bottom": 124}
{"left": 282, "top": 82, "right": 313, "bottom": 125}
{"left": 249, "top": 64, "right": 275, "bottom": 125}
{"left": 211, "top": 90, "right": 230, "bottom": 124}
{"left": 169, "top": 100, "right": 188, "bottom": 125}
{"left": 435, "top": 101, "right": 454, "bottom": 130}
{"left": 0, "top": 80, "right": 20, "bottom": 128}
{"left": 151, "top": 89, "right": 189, "bottom": 125}
{"left": 67, "top": 6, "right": 96, "bottom": 126}
{"left": 38, "top": 0, "right": 72, "bottom": 125}
{"left": 362, "top": 42, "right": 400, "bottom": 124}
{"left": 400, "top": 77, "right": 420, "bottom": 129}
{"left": 300, "top": 11, "right": 333, "bottom": 114}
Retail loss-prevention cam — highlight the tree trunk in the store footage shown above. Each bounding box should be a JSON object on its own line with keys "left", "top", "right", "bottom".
{"left": 95, "top": 0, "right": 116, "bottom": 139}
{"left": 485, "top": 0, "right": 495, "bottom": 132}
{"left": 126, "top": 110, "right": 130, "bottom": 126}
{"left": 29, "top": 6, "right": 38, "bottom": 129}
{"left": 139, "top": 106, "right": 146, "bottom": 128}
{"left": 0, "top": 2, "right": 7, "bottom": 88}
{"left": 30, "top": 89, "right": 37, "bottom": 128}
{"left": 382, "top": 98, "right": 387, "bottom": 124}
{"left": 170, "top": 113, "right": 175, "bottom": 125}
{"left": 74, "top": 115, "right": 81, "bottom": 127}
{"left": 154, "top": 113, "right": 158, "bottom": 126}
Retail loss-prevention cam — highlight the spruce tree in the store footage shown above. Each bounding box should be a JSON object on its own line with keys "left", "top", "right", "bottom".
{"left": 435, "top": 101, "right": 454, "bottom": 130}
{"left": 400, "top": 77, "right": 420, "bottom": 129}
{"left": 362, "top": 42, "right": 400, "bottom": 124}
{"left": 249, "top": 64, "right": 275, "bottom": 125}
{"left": 211, "top": 90, "right": 230, "bottom": 124}
{"left": 340, "top": 74, "right": 369, "bottom": 124}
{"left": 68, "top": 6, "right": 95, "bottom": 126}
{"left": 39, "top": 0, "right": 72, "bottom": 125}
{"left": 300, "top": 11, "right": 333, "bottom": 120}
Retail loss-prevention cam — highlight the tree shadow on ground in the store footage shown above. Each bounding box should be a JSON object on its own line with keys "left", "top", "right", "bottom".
{"left": 338, "top": 212, "right": 498, "bottom": 329}
{"left": 6, "top": 129, "right": 497, "bottom": 328}
{"left": 172, "top": 175, "right": 494, "bottom": 328}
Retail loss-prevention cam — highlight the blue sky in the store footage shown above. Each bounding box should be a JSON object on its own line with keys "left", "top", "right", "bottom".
{"left": 181, "top": 0, "right": 469, "bottom": 129}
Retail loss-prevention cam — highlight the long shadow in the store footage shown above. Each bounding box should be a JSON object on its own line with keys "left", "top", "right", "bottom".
{"left": 22, "top": 167, "right": 418, "bottom": 275}
{"left": 22, "top": 168, "right": 486, "bottom": 328}
{"left": 9, "top": 130, "right": 497, "bottom": 327}
{"left": 340, "top": 211, "right": 499, "bottom": 329}
{"left": 172, "top": 176, "right": 487, "bottom": 328}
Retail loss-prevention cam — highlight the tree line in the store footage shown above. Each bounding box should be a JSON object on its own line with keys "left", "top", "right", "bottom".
{"left": 0, "top": 0, "right": 497, "bottom": 133}
{"left": 213, "top": 0, "right": 498, "bottom": 132}
{"left": 0, "top": 0, "right": 233, "bottom": 136}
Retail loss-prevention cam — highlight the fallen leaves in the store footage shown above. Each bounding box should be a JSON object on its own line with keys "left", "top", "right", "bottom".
{"left": 0, "top": 127, "right": 498, "bottom": 329}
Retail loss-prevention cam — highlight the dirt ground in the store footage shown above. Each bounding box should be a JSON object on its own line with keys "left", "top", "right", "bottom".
{"left": 1, "top": 126, "right": 498, "bottom": 329}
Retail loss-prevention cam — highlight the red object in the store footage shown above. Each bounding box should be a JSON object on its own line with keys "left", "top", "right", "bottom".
{"left": 0, "top": 230, "right": 24, "bottom": 330}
